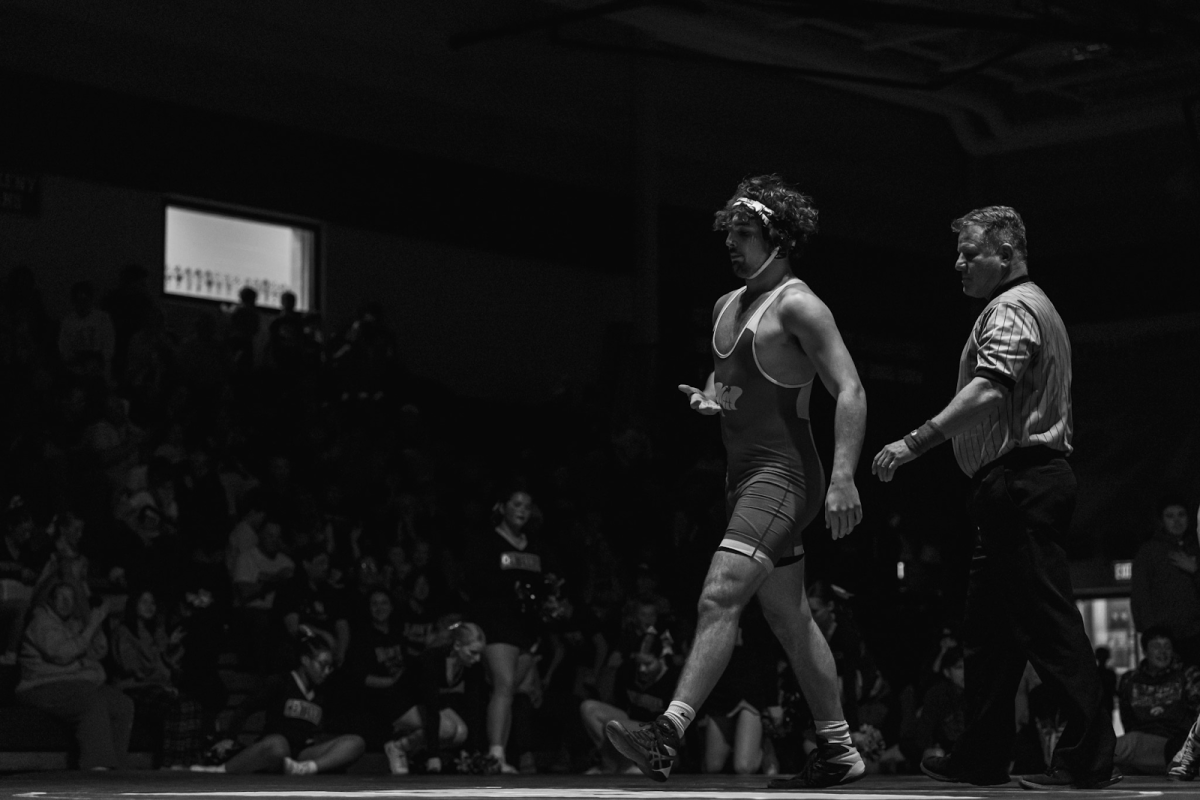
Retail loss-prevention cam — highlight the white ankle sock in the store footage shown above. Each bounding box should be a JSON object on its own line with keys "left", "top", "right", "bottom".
{"left": 815, "top": 719, "right": 854, "bottom": 748}
{"left": 663, "top": 701, "right": 695, "bottom": 737}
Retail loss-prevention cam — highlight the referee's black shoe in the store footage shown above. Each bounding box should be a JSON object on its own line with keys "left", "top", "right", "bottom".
{"left": 920, "top": 754, "right": 1010, "bottom": 786}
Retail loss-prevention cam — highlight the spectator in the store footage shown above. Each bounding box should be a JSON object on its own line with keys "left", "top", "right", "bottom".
{"left": 102, "top": 263, "right": 156, "bottom": 382}
{"left": 231, "top": 519, "right": 294, "bottom": 673}
{"left": 1096, "top": 647, "right": 1118, "bottom": 719}
{"left": 175, "top": 313, "right": 230, "bottom": 396}
{"left": 83, "top": 391, "right": 145, "bottom": 497}
{"left": 396, "top": 570, "right": 439, "bottom": 662}
{"left": 228, "top": 285, "right": 263, "bottom": 374}
{"left": 466, "top": 488, "right": 548, "bottom": 773}
{"left": 111, "top": 502, "right": 183, "bottom": 605}
{"left": 15, "top": 582, "right": 133, "bottom": 769}
{"left": 383, "top": 621, "right": 487, "bottom": 775}
{"left": 346, "top": 589, "right": 408, "bottom": 748}
{"left": 912, "top": 647, "right": 967, "bottom": 764}
{"left": 1132, "top": 498, "right": 1200, "bottom": 667}
{"left": 1116, "top": 627, "right": 1200, "bottom": 774}
{"left": 36, "top": 512, "right": 92, "bottom": 604}
{"left": 195, "top": 630, "right": 365, "bottom": 775}
{"left": 268, "top": 290, "right": 307, "bottom": 372}
{"left": 226, "top": 488, "right": 268, "bottom": 578}
{"left": 925, "top": 628, "right": 960, "bottom": 695}
{"left": 278, "top": 545, "right": 351, "bottom": 667}
{"left": 177, "top": 443, "right": 232, "bottom": 587}
{"left": 700, "top": 600, "right": 779, "bottom": 775}
{"left": 58, "top": 281, "right": 115, "bottom": 379}
{"left": 122, "top": 306, "right": 175, "bottom": 422}
{"left": 1, "top": 496, "right": 45, "bottom": 664}
{"left": 261, "top": 453, "right": 317, "bottom": 539}
{"left": 580, "top": 625, "right": 680, "bottom": 775}
{"left": 110, "top": 587, "right": 206, "bottom": 767}
{"left": 0, "top": 265, "right": 56, "bottom": 365}
{"left": 808, "top": 581, "right": 863, "bottom": 731}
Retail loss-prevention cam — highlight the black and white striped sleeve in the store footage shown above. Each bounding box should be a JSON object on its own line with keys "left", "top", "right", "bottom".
{"left": 973, "top": 302, "right": 1041, "bottom": 391}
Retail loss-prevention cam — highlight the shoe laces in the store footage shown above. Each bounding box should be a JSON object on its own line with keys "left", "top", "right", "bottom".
{"left": 629, "top": 720, "right": 672, "bottom": 751}
{"left": 1180, "top": 736, "right": 1199, "bottom": 765}
{"left": 795, "top": 747, "right": 823, "bottom": 782}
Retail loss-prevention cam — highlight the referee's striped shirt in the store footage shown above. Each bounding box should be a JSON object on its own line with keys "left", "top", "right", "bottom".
{"left": 952, "top": 276, "right": 1073, "bottom": 477}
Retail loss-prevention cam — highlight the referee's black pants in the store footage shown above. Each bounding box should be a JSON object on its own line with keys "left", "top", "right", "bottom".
{"left": 952, "top": 448, "right": 1115, "bottom": 783}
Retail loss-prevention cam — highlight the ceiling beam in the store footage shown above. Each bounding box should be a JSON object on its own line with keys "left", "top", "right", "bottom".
{"left": 448, "top": 0, "right": 704, "bottom": 49}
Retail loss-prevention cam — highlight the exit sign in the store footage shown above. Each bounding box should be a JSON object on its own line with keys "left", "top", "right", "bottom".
{"left": 1113, "top": 561, "right": 1133, "bottom": 581}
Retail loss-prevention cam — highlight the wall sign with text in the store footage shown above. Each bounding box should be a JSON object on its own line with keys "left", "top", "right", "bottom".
{"left": 0, "top": 171, "right": 39, "bottom": 216}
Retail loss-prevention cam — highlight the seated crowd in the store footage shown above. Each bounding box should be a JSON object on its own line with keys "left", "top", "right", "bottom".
{"left": 1, "top": 264, "right": 1198, "bottom": 778}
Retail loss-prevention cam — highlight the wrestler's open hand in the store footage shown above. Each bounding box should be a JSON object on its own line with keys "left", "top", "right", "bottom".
{"left": 825, "top": 477, "right": 862, "bottom": 539}
{"left": 871, "top": 440, "right": 915, "bottom": 482}
{"left": 677, "top": 384, "right": 721, "bottom": 415}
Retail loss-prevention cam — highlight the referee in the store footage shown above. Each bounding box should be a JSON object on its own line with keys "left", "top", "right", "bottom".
{"left": 871, "top": 206, "right": 1118, "bottom": 790}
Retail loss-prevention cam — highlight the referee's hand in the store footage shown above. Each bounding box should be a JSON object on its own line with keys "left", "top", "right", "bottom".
{"left": 677, "top": 384, "right": 721, "bottom": 415}
{"left": 871, "top": 440, "right": 915, "bottom": 482}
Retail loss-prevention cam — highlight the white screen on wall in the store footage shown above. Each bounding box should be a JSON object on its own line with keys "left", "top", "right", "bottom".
{"left": 164, "top": 205, "right": 315, "bottom": 311}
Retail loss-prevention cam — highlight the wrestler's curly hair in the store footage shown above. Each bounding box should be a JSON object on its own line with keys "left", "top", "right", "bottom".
{"left": 713, "top": 174, "right": 820, "bottom": 257}
{"left": 951, "top": 206, "right": 1028, "bottom": 261}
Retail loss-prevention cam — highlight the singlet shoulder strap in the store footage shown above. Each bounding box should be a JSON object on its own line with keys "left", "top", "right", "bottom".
{"left": 745, "top": 278, "right": 801, "bottom": 333}
{"left": 716, "top": 287, "right": 744, "bottom": 325}
{"left": 711, "top": 287, "right": 747, "bottom": 358}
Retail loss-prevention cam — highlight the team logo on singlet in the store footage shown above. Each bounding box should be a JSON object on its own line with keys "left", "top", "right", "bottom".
{"left": 714, "top": 381, "right": 743, "bottom": 412}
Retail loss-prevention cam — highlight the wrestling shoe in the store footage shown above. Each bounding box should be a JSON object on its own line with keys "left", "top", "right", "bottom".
{"left": 384, "top": 739, "right": 409, "bottom": 775}
{"left": 604, "top": 715, "right": 680, "bottom": 782}
{"left": 920, "top": 754, "right": 1009, "bottom": 786}
{"left": 1017, "top": 768, "right": 1122, "bottom": 790}
{"left": 1169, "top": 737, "right": 1198, "bottom": 781}
{"left": 283, "top": 757, "right": 318, "bottom": 776}
{"left": 767, "top": 739, "right": 865, "bottom": 788}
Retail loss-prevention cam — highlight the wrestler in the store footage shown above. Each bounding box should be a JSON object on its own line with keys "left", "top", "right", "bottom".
{"left": 606, "top": 174, "right": 867, "bottom": 788}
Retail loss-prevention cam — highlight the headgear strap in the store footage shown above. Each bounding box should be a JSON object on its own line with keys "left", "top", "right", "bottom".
{"left": 745, "top": 247, "right": 780, "bottom": 280}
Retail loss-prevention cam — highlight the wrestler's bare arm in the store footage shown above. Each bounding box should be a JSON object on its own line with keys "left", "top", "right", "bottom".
{"left": 778, "top": 290, "right": 866, "bottom": 538}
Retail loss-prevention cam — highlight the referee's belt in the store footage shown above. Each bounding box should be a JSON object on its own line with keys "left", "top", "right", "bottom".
{"left": 978, "top": 445, "right": 1068, "bottom": 478}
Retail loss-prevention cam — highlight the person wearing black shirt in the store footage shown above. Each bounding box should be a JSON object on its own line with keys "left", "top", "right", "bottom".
{"left": 346, "top": 589, "right": 409, "bottom": 747}
{"left": 196, "top": 632, "right": 364, "bottom": 775}
{"left": 466, "top": 489, "right": 547, "bottom": 773}
{"left": 383, "top": 622, "right": 486, "bottom": 775}
{"left": 278, "top": 546, "right": 351, "bottom": 666}
{"left": 581, "top": 627, "right": 680, "bottom": 775}
{"left": 1, "top": 498, "right": 45, "bottom": 663}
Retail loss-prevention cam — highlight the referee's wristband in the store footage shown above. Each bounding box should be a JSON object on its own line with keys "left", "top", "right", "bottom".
{"left": 903, "top": 420, "right": 946, "bottom": 457}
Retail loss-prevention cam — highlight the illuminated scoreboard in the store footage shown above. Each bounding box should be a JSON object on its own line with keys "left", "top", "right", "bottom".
{"left": 164, "top": 204, "right": 318, "bottom": 311}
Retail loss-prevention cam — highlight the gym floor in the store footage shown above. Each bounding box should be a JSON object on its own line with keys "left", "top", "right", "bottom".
{"left": 0, "top": 771, "right": 1185, "bottom": 800}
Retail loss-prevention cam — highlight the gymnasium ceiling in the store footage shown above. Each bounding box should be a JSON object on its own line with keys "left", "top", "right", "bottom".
{"left": 3, "top": 1, "right": 1199, "bottom": 241}
{"left": 532, "top": 0, "right": 1200, "bottom": 153}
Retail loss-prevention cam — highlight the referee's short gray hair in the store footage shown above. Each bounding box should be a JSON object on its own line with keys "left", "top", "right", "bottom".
{"left": 952, "top": 206, "right": 1027, "bottom": 261}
